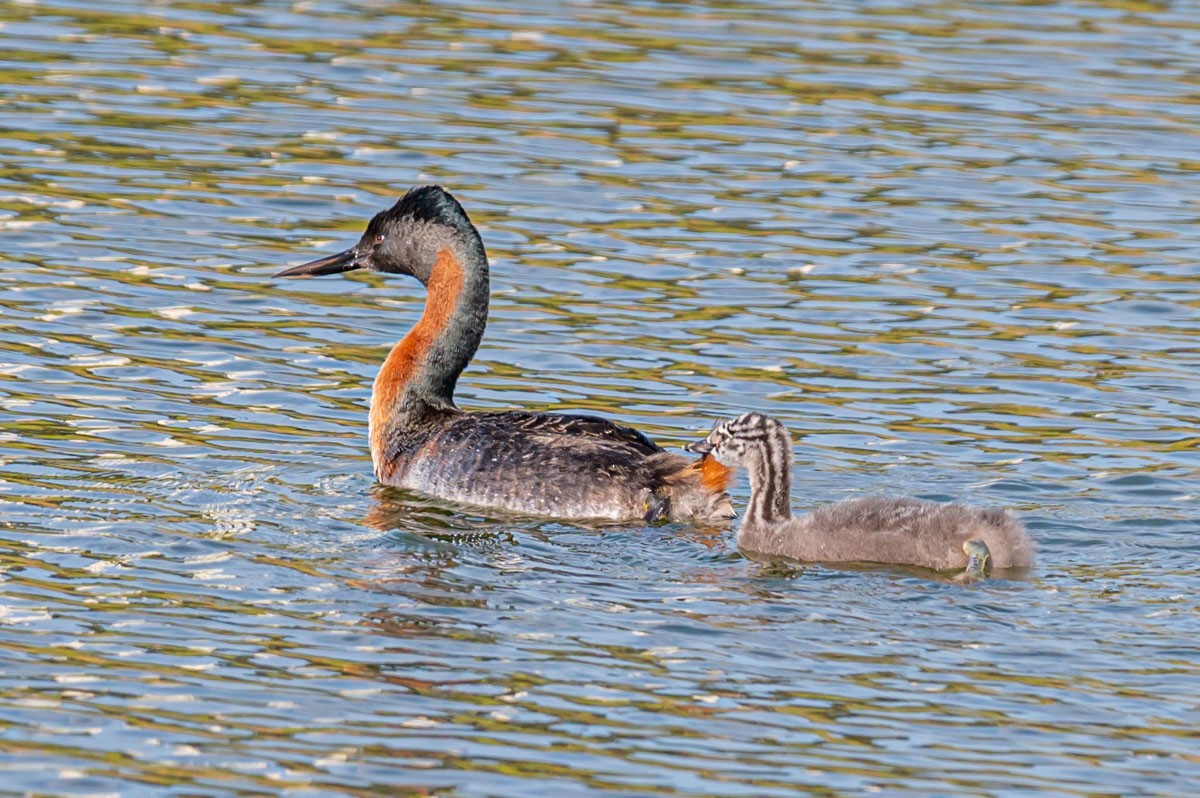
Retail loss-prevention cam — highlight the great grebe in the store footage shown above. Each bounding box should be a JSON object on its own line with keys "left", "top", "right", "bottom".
{"left": 275, "top": 185, "right": 734, "bottom": 523}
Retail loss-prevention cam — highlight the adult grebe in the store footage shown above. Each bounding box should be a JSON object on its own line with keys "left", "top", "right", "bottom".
{"left": 688, "top": 412, "right": 1034, "bottom": 578}
{"left": 275, "top": 185, "right": 734, "bottom": 523}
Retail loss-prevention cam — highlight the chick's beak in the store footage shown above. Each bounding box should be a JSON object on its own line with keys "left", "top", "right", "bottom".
{"left": 685, "top": 439, "right": 714, "bottom": 455}
{"left": 273, "top": 246, "right": 365, "bottom": 278}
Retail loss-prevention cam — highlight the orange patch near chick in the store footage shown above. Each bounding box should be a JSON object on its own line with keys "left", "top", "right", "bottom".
{"left": 698, "top": 453, "right": 734, "bottom": 494}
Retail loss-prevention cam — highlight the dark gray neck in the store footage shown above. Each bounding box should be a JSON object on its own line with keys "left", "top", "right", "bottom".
{"left": 743, "top": 423, "right": 794, "bottom": 525}
{"left": 371, "top": 232, "right": 491, "bottom": 436}
{"left": 403, "top": 240, "right": 489, "bottom": 413}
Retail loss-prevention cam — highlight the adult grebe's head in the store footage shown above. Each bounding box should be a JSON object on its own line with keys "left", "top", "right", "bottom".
{"left": 273, "top": 185, "right": 482, "bottom": 285}
{"left": 686, "top": 412, "right": 787, "bottom": 468}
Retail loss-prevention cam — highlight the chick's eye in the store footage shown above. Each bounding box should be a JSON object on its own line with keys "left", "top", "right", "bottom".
{"left": 373, "top": 233, "right": 386, "bottom": 245}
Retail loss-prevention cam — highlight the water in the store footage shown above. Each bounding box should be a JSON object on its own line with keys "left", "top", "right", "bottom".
{"left": 2, "top": 0, "right": 1199, "bottom": 794}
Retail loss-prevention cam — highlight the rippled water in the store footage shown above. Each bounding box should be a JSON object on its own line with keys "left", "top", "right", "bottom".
{"left": 3, "top": 0, "right": 1199, "bottom": 794}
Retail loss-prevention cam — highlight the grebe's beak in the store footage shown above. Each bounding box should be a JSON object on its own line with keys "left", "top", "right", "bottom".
{"left": 685, "top": 439, "right": 714, "bottom": 455}
{"left": 273, "top": 246, "right": 365, "bottom": 278}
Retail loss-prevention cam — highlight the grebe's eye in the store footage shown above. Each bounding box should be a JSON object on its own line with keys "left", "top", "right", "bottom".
{"left": 373, "top": 233, "right": 386, "bottom": 245}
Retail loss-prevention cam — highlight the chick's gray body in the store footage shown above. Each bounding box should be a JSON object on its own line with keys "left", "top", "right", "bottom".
{"left": 693, "top": 412, "right": 1034, "bottom": 572}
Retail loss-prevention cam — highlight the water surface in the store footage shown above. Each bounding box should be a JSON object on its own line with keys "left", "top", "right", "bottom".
{"left": 2, "top": 0, "right": 1199, "bottom": 795}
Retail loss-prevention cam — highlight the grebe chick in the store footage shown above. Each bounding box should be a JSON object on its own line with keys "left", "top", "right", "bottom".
{"left": 687, "top": 413, "right": 1034, "bottom": 576}
{"left": 274, "top": 185, "right": 734, "bottom": 523}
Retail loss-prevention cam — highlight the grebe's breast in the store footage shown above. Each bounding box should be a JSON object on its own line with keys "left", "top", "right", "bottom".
{"left": 384, "top": 410, "right": 682, "bottom": 521}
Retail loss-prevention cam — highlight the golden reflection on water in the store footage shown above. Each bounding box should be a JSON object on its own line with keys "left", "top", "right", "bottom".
{"left": 1, "top": 0, "right": 1199, "bottom": 794}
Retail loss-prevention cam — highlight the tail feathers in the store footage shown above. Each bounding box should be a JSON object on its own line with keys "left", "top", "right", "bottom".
{"left": 648, "top": 453, "right": 736, "bottom": 522}
{"left": 977, "top": 507, "right": 1035, "bottom": 568}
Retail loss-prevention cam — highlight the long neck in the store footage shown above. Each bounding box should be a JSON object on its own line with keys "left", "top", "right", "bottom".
{"left": 369, "top": 243, "right": 488, "bottom": 472}
{"left": 743, "top": 424, "right": 794, "bottom": 525}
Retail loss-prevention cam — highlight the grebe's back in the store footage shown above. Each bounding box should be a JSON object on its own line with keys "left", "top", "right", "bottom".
{"left": 388, "top": 410, "right": 731, "bottom": 522}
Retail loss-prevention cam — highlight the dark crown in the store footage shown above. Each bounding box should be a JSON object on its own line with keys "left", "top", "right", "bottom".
{"left": 383, "top": 185, "right": 470, "bottom": 228}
